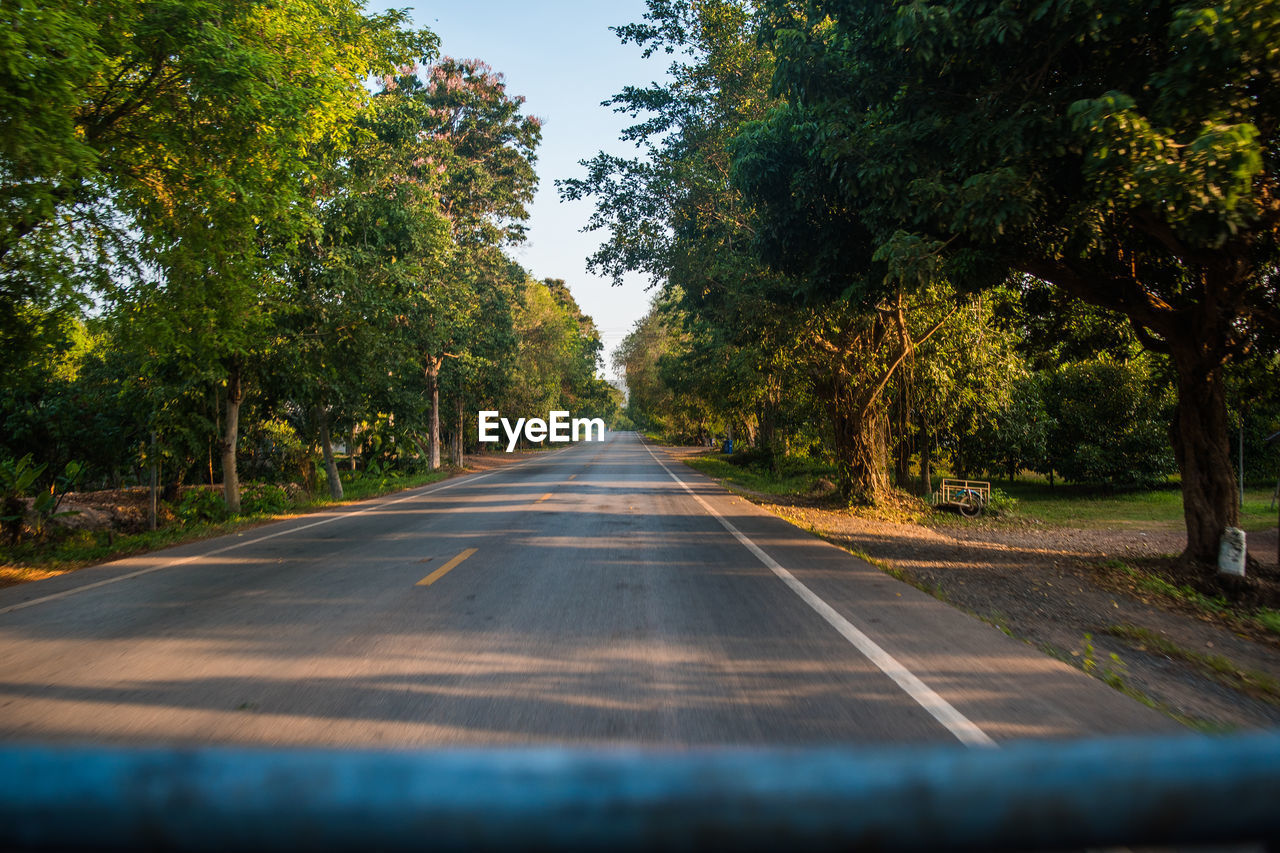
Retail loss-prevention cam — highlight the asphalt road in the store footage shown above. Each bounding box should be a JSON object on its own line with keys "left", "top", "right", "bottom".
{"left": 0, "top": 431, "right": 1178, "bottom": 747}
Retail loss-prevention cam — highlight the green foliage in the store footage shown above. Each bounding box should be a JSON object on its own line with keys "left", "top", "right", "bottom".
{"left": 503, "top": 278, "right": 615, "bottom": 429}
{"left": 0, "top": 454, "right": 45, "bottom": 543}
{"left": 0, "top": 454, "right": 45, "bottom": 499}
{"left": 240, "top": 483, "right": 292, "bottom": 517}
{"left": 985, "top": 488, "right": 1018, "bottom": 516}
{"left": 0, "top": 5, "right": 611, "bottom": 510}
{"left": 999, "top": 483, "right": 1277, "bottom": 532}
{"left": 684, "top": 453, "right": 837, "bottom": 498}
{"left": 739, "top": 0, "right": 1280, "bottom": 559}
{"left": 1080, "top": 633, "right": 1129, "bottom": 690}
{"left": 0, "top": 455, "right": 80, "bottom": 542}
{"left": 1101, "top": 559, "right": 1280, "bottom": 638}
{"left": 242, "top": 418, "right": 308, "bottom": 485}
{"left": 1045, "top": 360, "right": 1175, "bottom": 487}
{"left": 176, "top": 489, "right": 229, "bottom": 525}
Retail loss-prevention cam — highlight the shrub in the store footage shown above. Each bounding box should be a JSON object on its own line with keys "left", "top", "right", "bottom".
{"left": 241, "top": 483, "right": 291, "bottom": 516}
{"left": 176, "top": 488, "right": 229, "bottom": 524}
{"left": 241, "top": 418, "right": 308, "bottom": 484}
{"left": 1044, "top": 360, "right": 1175, "bottom": 487}
{"left": 986, "top": 487, "right": 1018, "bottom": 516}
{"left": 0, "top": 454, "right": 45, "bottom": 544}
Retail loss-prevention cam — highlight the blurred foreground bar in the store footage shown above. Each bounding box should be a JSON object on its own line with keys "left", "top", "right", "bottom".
{"left": 2, "top": 732, "right": 1279, "bottom": 851}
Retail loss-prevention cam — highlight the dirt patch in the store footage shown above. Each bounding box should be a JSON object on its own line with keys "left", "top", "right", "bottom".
{"left": 462, "top": 449, "right": 557, "bottom": 473}
{"left": 55, "top": 488, "right": 172, "bottom": 533}
{"left": 669, "top": 449, "right": 1280, "bottom": 731}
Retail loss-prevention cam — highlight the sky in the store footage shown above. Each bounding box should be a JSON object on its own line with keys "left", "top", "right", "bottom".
{"left": 370, "top": 0, "right": 671, "bottom": 381}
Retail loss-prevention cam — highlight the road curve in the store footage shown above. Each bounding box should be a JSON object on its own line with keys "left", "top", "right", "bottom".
{"left": 0, "top": 431, "right": 1177, "bottom": 747}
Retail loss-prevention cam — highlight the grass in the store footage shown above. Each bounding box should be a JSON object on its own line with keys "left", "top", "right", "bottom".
{"left": 1104, "top": 624, "right": 1280, "bottom": 707}
{"left": 0, "top": 468, "right": 453, "bottom": 582}
{"left": 994, "top": 480, "right": 1278, "bottom": 532}
{"left": 1099, "top": 557, "right": 1280, "bottom": 640}
{"left": 1101, "top": 557, "right": 1228, "bottom": 611}
{"left": 680, "top": 447, "right": 1279, "bottom": 534}
{"left": 683, "top": 453, "right": 836, "bottom": 498}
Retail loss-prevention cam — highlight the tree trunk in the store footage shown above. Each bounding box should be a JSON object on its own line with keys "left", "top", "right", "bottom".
{"left": 894, "top": 390, "right": 912, "bottom": 487}
{"left": 1169, "top": 342, "right": 1238, "bottom": 565}
{"left": 919, "top": 423, "right": 933, "bottom": 497}
{"left": 221, "top": 362, "right": 242, "bottom": 514}
{"left": 425, "top": 355, "right": 442, "bottom": 471}
{"left": 452, "top": 397, "right": 464, "bottom": 467}
{"left": 317, "top": 405, "right": 344, "bottom": 501}
{"left": 758, "top": 391, "right": 783, "bottom": 471}
{"left": 829, "top": 388, "right": 891, "bottom": 505}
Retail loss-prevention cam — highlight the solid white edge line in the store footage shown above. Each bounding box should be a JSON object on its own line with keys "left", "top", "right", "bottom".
{"left": 0, "top": 446, "right": 579, "bottom": 617}
{"left": 638, "top": 435, "right": 997, "bottom": 749}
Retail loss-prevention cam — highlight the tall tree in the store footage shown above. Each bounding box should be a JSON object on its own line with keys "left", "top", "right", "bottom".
{"left": 114, "top": 2, "right": 433, "bottom": 511}
{"left": 400, "top": 58, "right": 541, "bottom": 469}
{"left": 742, "top": 0, "right": 1280, "bottom": 562}
{"left": 4, "top": 0, "right": 435, "bottom": 511}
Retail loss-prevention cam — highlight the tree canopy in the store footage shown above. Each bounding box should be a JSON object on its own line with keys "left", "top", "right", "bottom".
{"left": 1, "top": 0, "right": 613, "bottom": 528}
{"left": 576, "top": 0, "right": 1279, "bottom": 567}
{"left": 729, "top": 0, "right": 1280, "bottom": 561}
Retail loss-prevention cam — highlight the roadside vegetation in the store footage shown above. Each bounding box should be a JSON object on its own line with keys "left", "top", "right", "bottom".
{"left": 1, "top": 1, "right": 625, "bottom": 568}
{"left": 685, "top": 451, "right": 1278, "bottom": 534}
{"left": 0, "top": 466, "right": 453, "bottom": 587}
{"left": 1096, "top": 558, "right": 1280, "bottom": 642}
{"left": 570, "top": 1, "right": 1280, "bottom": 583}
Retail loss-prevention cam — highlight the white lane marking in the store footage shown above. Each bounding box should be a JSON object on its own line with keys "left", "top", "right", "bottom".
{"left": 0, "top": 449, "right": 575, "bottom": 617}
{"left": 639, "top": 437, "right": 996, "bottom": 748}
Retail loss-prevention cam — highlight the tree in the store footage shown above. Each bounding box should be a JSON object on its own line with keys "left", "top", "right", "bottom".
{"left": 745, "top": 0, "right": 1280, "bottom": 562}
{"left": 276, "top": 74, "right": 454, "bottom": 497}
{"left": 400, "top": 58, "right": 541, "bottom": 469}
{"left": 6, "top": 0, "right": 436, "bottom": 511}
{"left": 1045, "top": 360, "right": 1176, "bottom": 488}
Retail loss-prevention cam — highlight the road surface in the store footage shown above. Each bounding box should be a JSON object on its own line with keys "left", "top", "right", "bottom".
{"left": 0, "top": 431, "right": 1177, "bottom": 747}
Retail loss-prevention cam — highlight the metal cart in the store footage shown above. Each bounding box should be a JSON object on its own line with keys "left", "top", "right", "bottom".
{"left": 931, "top": 478, "right": 991, "bottom": 517}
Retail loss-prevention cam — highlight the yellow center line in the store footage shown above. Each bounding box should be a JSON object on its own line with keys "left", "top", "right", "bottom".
{"left": 416, "top": 547, "right": 478, "bottom": 587}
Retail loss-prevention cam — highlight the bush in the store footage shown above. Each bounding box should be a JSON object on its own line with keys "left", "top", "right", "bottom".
{"left": 724, "top": 445, "right": 774, "bottom": 468}
{"left": 241, "top": 418, "right": 308, "bottom": 484}
{"left": 986, "top": 487, "right": 1018, "bottom": 516}
{"left": 241, "top": 483, "right": 291, "bottom": 516}
{"left": 1045, "top": 360, "right": 1175, "bottom": 487}
{"left": 176, "top": 488, "right": 229, "bottom": 524}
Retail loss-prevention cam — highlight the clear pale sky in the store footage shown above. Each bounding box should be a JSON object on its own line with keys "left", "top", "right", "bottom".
{"left": 371, "top": 1, "right": 670, "bottom": 380}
